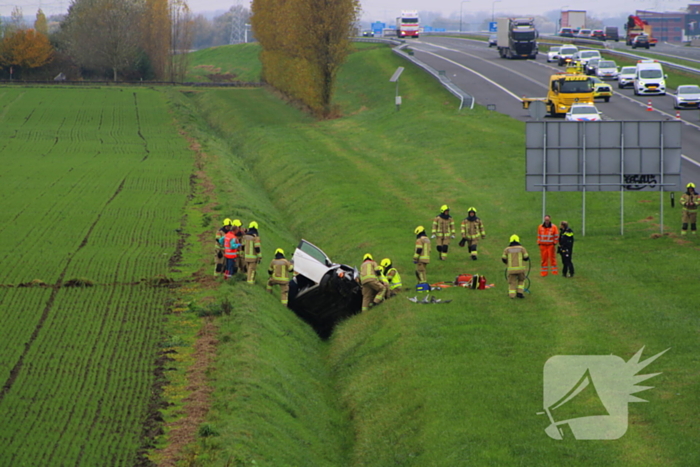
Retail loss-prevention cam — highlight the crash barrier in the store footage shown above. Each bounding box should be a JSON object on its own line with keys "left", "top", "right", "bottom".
{"left": 392, "top": 43, "right": 475, "bottom": 110}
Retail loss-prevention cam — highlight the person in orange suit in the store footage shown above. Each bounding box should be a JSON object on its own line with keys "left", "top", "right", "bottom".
{"left": 537, "top": 215, "right": 559, "bottom": 276}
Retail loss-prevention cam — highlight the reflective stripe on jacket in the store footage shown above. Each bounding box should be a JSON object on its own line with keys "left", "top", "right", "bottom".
{"left": 681, "top": 192, "right": 699, "bottom": 211}
{"left": 432, "top": 215, "right": 455, "bottom": 237}
{"left": 461, "top": 218, "right": 485, "bottom": 240}
{"left": 414, "top": 236, "right": 431, "bottom": 263}
{"left": 242, "top": 233, "right": 262, "bottom": 260}
{"left": 502, "top": 245, "right": 529, "bottom": 272}
{"left": 387, "top": 268, "right": 402, "bottom": 290}
{"left": 223, "top": 233, "right": 240, "bottom": 259}
{"left": 537, "top": 224, "right": 559, "bottom": 245}
{"left": 269, "top": 258, "right": 293, "bottom": 281}
{"left": 360, "top": 261, "right": 380, "bottom": 283}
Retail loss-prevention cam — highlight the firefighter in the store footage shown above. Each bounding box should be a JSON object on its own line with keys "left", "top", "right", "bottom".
{"left": 231, "top": 219, "right": 245, "bottom": 273}
{"left": 502, "top": 234, "right": 530, "bottom": 298}
{"left": 413, "top": 226, "right": 431, "bottom": 283}
{"left": 266, "top": 248, "right": 294, "bottom": 305}
{"left": 681, "top": 182, "right": 699, "bottom": 235}
{"left": 537, "top": 215, "right": 559, "bottom": 276}
{"left": 459, "top": 207, "right": 486, "bottom": 260}
{"left": 359, "top": 253, "right": 385, "bottom": 312}
{"left": 242, "top": 221, "right": 262, "bottom": 284}
{"left": 214, "top": 218, "right": 232, "bottom": 276}
{"left": 431, "top": 205, "right": 455, "bottom": 260}
{"left": 558, "top": 221, "right": 575, "bottom": 278}
{"left": 380, "top": 258, "right": 402, "bottom": 298}
{"left": 220, "top": 227, "right": 241, "bottom": 280}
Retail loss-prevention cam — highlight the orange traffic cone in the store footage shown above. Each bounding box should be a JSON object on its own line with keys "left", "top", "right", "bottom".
{"left": 676, "top": 110, "right": 681, "bottom": 120}
{"left": 647, "top": 99, "right": 653, "bottom": 111}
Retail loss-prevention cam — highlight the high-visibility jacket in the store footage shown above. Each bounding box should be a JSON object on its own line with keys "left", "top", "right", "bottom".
{"left": 559, "top": 228, "right": 574, "bottom": 252}
{"left": 414, "top": 236, "right": 431, "bottom": 263}
{"left": 360, "top": 260, "right": 380, "bottom": 284}
{"left": 223, "top": 232, "right": 240, "bottom": 259}
{"left": 268, "top": 258, "right": 293, "bottom": 281}
{"left": 461, "top": 217, "right": 485, "bottom": 240}
{"left": 242, "top": 233, "right": 262, "bottom": 261}
{"left": 537, "top": 223, "right": 559, "bottom": 245}
{"left": 432, "top": 214, "right": 455, "bottom": 238}
{"left": 386, "top": 267, "right": 402, "bottom": 290}
{"left": 681, "top": 191, "right": 699, "bottom": 211}
{"left": 502, "top": 243, "right": 529, "bottom": 273}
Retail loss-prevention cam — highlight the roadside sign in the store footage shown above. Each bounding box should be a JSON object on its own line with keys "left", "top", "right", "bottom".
{"left": 529, "top": 101, "right": 546, "bottom": 120}
{"left": 489, "top": 22, "right": 497, "bottom": 33}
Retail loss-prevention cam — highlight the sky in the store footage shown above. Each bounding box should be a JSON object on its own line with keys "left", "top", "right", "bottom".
{"left": 0, "top": 0, "right": 693, "bottom": 23}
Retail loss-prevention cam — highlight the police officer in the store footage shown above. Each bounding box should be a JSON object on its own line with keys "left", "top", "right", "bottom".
{"left": 558, "top": 221, "right": 575, "bottom": 278}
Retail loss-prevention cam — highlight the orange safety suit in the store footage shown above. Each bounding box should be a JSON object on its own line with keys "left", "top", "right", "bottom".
{"left": 537, "top": 222, "right": 559, "bottom": 276}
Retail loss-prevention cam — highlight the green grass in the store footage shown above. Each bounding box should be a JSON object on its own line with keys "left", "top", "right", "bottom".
{"left": 186, "top": 44, "right": 262, "bottom": 82}
{"left": 169, "top": 42, "right": 700, "bottom": 466}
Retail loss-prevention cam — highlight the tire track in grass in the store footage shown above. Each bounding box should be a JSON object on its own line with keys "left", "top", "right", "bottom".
{"left": 133, "top": 92, "right": 150, "bottom": 162}
{"left": 0, "top": 177, "right": 127, "bottom": 403}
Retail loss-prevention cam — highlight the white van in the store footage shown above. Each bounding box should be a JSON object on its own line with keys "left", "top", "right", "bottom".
{"left": 634, "top": 60, "right": 666, "bottom": 96}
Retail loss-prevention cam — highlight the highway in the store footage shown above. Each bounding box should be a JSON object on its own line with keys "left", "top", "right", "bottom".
{"left": 407, "top": 36, "right": 700, "bottom": 184}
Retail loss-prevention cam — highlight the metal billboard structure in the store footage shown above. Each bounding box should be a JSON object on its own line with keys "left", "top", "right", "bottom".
{"left": 526, "top": 121, "right": 682, "bottom": 235}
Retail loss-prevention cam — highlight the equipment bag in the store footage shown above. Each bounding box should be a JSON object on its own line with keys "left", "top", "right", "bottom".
{"left": 416, "top": 282, "right": 431, "bottom": 293}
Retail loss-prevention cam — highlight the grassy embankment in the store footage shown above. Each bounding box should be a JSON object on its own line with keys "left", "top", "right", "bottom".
{"left": 161, "top": 42, "right": 700, "bottom": 466}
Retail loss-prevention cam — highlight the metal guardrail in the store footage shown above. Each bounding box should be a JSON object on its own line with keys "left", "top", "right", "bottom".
{"left": 391, "top": 43, "right": 475, "bottom": 110}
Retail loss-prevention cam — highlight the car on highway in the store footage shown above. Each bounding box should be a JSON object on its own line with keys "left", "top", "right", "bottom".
{"left": 634, "top": 60, "right": 666, "bottom": 95}
{"left": 617, "top": 66, "right": 636, "bottom": 88}
{"left": 565, "top": 103, "right": 602, "bottom": 121}
{"left": 559, "top": 27, "right": 574, "bottom": 37}
{"left": 572, "top": 49, "right": 602, "bottom": 68}
{"left": 596, "top": 60, "right": 619, "bottom": 80}
{"left": 632, "top": 34, "right": 650, "bottom": 49}
{"left": 591, "top": 30, "right": 606, "bottom": 40}
{"left": 590, "top": 76, "right": 613, "bottom": 102}
{"left": 547, "top": 46, "right": 561, "bottom": 62}
{"left": 557, "top": 46, "right": 579, "bottom": 66}
{"left": 576, "top": 29, "right": 592, "bottom": 38}
{"left": 488, "top": 34, "right": 497, "bottom": 47}
{"left": 585, "top": 58, "right": 602, "bottom": 75}
{"left": 672, "top": 85, "right": 700, "bottom": 109}
{"left": 362, "top": 30, "right": 374, "bottom": 37}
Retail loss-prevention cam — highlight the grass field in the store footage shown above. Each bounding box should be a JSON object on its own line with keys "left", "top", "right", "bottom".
{"left": 162, "top": 43, "right": 700, "bottom": 466}
{"left": 0, "top": 88, "right": 194, "bottom": 465}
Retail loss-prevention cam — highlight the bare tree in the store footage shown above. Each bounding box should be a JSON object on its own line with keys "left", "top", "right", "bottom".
{"left": 62, "top": 0, "right": 142, "bottom": 81}
{"left": 170, "top": 0, "right": 193, "bottom": 82}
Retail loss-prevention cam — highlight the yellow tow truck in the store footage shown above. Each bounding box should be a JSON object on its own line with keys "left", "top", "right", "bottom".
{"left": 522, "top": 71, "right": 594, "bottom": 117}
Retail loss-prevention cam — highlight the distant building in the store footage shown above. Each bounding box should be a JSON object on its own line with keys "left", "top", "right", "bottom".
{"left": 636, "top": 4, "right": 700, "bottom": 43}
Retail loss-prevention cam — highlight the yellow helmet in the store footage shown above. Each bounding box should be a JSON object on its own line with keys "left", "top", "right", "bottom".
{"left": 275, "top": 248, "right": 284, "bottom": 256}
{"left": 380, "top": 258, "right": 391, "bottom": 268}
{"left": 363, "top": 253, "right": 373, "bottom": 261}
{"left": 441, "top": 204, "right": 449, "bottom": 213}
{"left": 231, "top": 219, "right": 242, "bottom": 227}
{"left": 468, "top": 207, "right": 477, "bottom": 214}
{"left": 687, "top": 182, "right": 696, "bottom": 189}
{"left": 223, "top": 218, "right": 232, "bottom": 226}
{"left": 414, "top": 226, "right": 424, "bottom": 235}
{"left": 510, "top": 234, "right": 520, "bottom": 243}
{"left": 248, "top": 221, "right": 258, "bottom": 229}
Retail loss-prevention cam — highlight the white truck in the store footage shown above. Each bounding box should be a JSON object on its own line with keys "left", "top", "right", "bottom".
{"left": 561, "top": 10, "right": 586, "bottom": 31}
{"left": 396, "top": 10, "right": 419, "bottom": 38}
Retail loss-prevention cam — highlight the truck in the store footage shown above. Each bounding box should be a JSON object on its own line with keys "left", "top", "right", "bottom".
{"left": 604, "top": 26, "right": 619, "bottom": 41}
{"left": 625, "top": 15, "right": 657, "bottom": 46}
{"left": 497, "top": 17, "right": 538, "bottom": 59}
{"left": 561, "top": 10, "right": 586, "bottom": 30}
{"left": 522, "top": 72, "right": 594, "bottom": 117}
{"left": 396, "top": 10, "right": 419, "bottom": 38}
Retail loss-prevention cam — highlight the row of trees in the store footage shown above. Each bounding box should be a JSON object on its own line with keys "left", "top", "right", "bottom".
{"left": 0, "top": 0, "right": 195, "bottom": 81}
{"left": 252, "top": 0, "right": 360, "bottom": 116}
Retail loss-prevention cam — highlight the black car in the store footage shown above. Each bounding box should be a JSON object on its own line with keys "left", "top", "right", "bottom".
{"left": 591, "top": 30, "right": 606, "bottom": 40}
{"left": 632, "top": 35, "right": 650, "bottom": 49}
{"left": 559, "top": 27, "right": 574, "bottom": 37}
{"left": 288, "top": 240, "right": 362, "bottom": 338}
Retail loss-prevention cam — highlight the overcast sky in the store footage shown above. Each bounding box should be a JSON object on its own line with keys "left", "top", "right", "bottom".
{"left": 0, "top": 0, "right": 692, "bottom": 23}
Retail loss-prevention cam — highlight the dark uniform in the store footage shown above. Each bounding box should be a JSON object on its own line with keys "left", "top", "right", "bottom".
{"left": 558, "top": 222, "right": 575, "bottom": 278}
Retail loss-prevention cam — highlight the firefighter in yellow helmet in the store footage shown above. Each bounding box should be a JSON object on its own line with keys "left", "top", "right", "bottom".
{"left": 681, "top": 182, "right": 698, "bottom": 235}
{"left": 380, "top": 258, "right": 402, "bottom": 298}
{"left": 231, "top": 219, "right": 246, "bottom": 273}
{"left": 459, "top": 207, "right": 486, "bottom": 261}
{"left": 431, "top": 204, "right": 455, "bottom": 260}
{"left": 502, "top": 234, "right": 530, "bottom": 299}
{"left": 413, "top": 226, "right": 431, "bottom": 283}
{"left": 267, "top": 248, "right": 294, "bottom": 305}
{"left": 242, "top": 221, "right": 262, "bottom": 284}
{"left": 359, "top": 253, "right": 385, "bottom": 312}
{"left": 214, "top": 218, "right": 233, "bottom": 276}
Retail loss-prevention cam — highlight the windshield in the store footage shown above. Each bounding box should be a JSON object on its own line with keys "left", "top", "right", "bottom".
{"left": 640, "top": 69, "right": 662, "bottom": 79}
{"left": 621, "top": 67, "right": 636, "bottom": 74}
{"left": 401, "top": 18, "right": 418, "bottom": 23}
{"left": 560, "top": 47, "right": 577, "bottom": 55}
{"left": 512, "top": 30, "right": 536, "bottom": 41}
{"left": 560, "top": 80, "right": 593, "bottom": 93}
{"left": 551, "top": 47, "right": 561, "bottom": 52}
{"left": 571, "top": 106, "right": 596, "bottom": 114}
{"left": 679, "top": 86, "right": 700, "bottom": 94}
{"left": 599, "top": 61, "right": 616, "bottom": 68}
{"left": 581, "top": 51, "right": 599, "bottom": 58}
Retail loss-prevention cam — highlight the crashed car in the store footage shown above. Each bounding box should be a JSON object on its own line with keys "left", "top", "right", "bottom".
{"left": 288, "top": 240, "right": 362, "bottom": 338}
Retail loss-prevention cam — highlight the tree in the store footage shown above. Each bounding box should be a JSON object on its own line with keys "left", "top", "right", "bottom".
{"left": 0, "top": 29, "right": 54, "bottom": 73}
{"left": 141, "top": 0, "right": 170, "bottom": 80}
{"left": 61, "top": 0, "right": 143, "bottom": 81}
{"left": 170, "top": 0, "right": 193, "bottom": 82}
{"left": 35, "top": 9, "right": 48, "bottom": 35}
